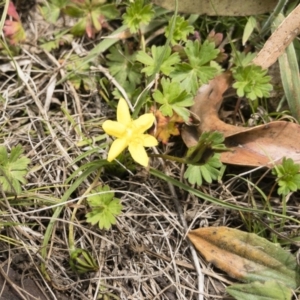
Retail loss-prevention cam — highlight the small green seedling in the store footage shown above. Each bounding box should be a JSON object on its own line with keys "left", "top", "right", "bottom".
{"left": 122, "top": 0, "right": 154, "bottom": 33}
{"left": 85, "top": 185, "right": 123, "bottom": 230}
{"left": 69, "top": 248, "right": 99, "bottom": 274}
{"left": 165, "top": 15, "right": 194, "bottom": 45}
{"left": 272, "top": 157, "right": 300, "bottom": 196}
{"left": 0, "top": 145, "right": 30, "bottom": 195}
{"left": 232, "top": 64, "right": 273, "bottom": 101}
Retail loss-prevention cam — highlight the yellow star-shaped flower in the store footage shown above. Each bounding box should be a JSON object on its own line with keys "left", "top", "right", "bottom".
{"left": 102, "top": 98, "right": 158, "bottom": 167}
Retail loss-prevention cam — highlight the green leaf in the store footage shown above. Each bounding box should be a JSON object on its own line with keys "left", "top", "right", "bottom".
{"left": 0, "top": 145, "right": 30, "bottom": 195}
{"left": 64, "top": 4, "right": 84, "bottom": 18}
{"left": 136, "top": 45, "right": 180, "bottom": 77}
{"left": 51, "top": 0, "right": 68, "bottom": 7}
{"left": 63, "top": 54, "right": 100, "bottom": 90}
{"left": 153, "top": 77, "right": 194, "bottom": 121}
{"left": 170, "top": 40, "right": 220, "bottom": 94}
{"left": 188, "top": 227, "right": 300, "bottom": 289}
{"left": 170, "top": 63, "right": 199, "bottom": 94}
{"left": 275, "top": 13, "right": 300, "bottom": 122}
{"left": 242, "top": 16, "right": 257, "bottom": 46}
{"left": 184, "top": 154, "right": 223, "bottom": 186}
{"left": 40, "top": 30, "right": 73, "bottom": 51}
{"left": 183, "top": 132, "right": 226, "bottom": 186}
{"left": 232, "top": 65, "right": 273, "bottom": 101}
{"left": 65, "top": 2, "right": 118, "bottom": 38}
{"left": 122, "top": 0, "right": 154, "bottom": 33}
{"left": 231, "top": 51, "right": 256, "bottom": 67}
{"left": 40, "top": 0, "right": 68, "bottom": 23}
{"left": 227, "top": 280, "right": 292, "bottom": 300}
{"left": 272, "top": 157, "right": 300, "bottom": 196}
{"left": 107, "top": 45, "right": 142, "bottom": 86}
{"left": 184, "top": 164, "right": 203, "bottom": 186}
{"left": 97, "top": 3, "right": 119, "bottom": 20}
{"left": 111, "top": 80, "right": 142, "bottom": 102}
{"left": 70, "top": 17, "right": 87, "bottom": 36}
{"left": 85, "top": 185, "right": 123, "bottom": 230}
{"left": 165, "top": 16, "right": 194, "bottom": 45}
{"left": 186, "top": 40, "right": 219, "bottom": 66}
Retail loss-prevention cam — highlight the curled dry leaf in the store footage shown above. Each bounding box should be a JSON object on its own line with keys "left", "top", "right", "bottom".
{"left": 181, "top": 72, "right": 300, "bottom": 167}
{"left": 188, "top": 227, "right": 300, "bottom": 288}
{"left": 222, "top": 121, "right": 300, "bottom": 166}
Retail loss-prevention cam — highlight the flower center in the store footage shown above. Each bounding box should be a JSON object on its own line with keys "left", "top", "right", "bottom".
{"left": 126, "top": 122, "right": 143, "bottom": 145}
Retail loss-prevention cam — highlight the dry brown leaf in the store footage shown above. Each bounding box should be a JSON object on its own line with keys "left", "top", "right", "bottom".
{"left": 222, "top": 121, "right": 300, "bottom": 166}
{"left": 151, "top": 109, "right": 183, "bottom": 143}
{"left": 190, "top": 72, "right": 247, "bottom": 138}
{"left": 188, "top": 227, "right": 300, "bottom": 288}
{"left": 181, "top": 73, "right": 300, "bottom": 167}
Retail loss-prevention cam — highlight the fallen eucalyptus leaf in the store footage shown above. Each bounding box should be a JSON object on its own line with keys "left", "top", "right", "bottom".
{"left": 227, "top": 280, "right": 292, "bottom": 300}
{"left": 188, "top": 227, "right": 300, "bottom": 288}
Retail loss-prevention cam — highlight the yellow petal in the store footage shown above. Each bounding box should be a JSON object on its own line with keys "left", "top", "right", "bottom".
{"left": 107, "top": 138, "right": 128, "bottom": 161}
{"left": 103, "top": 120, "right": 126, "bottom": 138}
{"left": 117, "top": 98, "right": 131, "bottom": 126}
{"left": 141, "top": 134, "right": 158, "bottom": 147}
{"left": 133, "top": 113, "right": 155, "bottom": 133}
{"left": 128, "top": 143, "right": 149, "bottom": 167}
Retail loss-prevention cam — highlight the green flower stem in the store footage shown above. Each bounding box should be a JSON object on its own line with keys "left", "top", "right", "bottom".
{"left": 280, "top": 195, "right": 287, "bottom": 230}
{"left": 68, "top": 170, "right": 100, "bottom": 252}
{"left": 150, "top": 168, "right": 300, "bottom": 224}
{"left": 139, "top": 28, "right": 146, "bottom": 53}
{"left": 149, "top": 153, "right": 186, "bottom": 164}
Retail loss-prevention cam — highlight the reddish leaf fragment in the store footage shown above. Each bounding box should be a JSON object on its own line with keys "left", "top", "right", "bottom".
{"left": 3, "top": 1, "right": 26, "bottom": 45}
{"left": 3, "top": 20, "right": 26, "bottom": 45}
{"left": 207, "top": 31, "right": 228, "bottom": 62}
{"left": 207, "top": 30, "right": 223, "bottom": 47}
{"left": 188, "top": 227, "right": 300, "bottom": 288}
{"left": 152, "top": 109, "right": 184, "bottom": 143}
{"left": 7, "top": 1, "right": 20, "bottom": 21}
